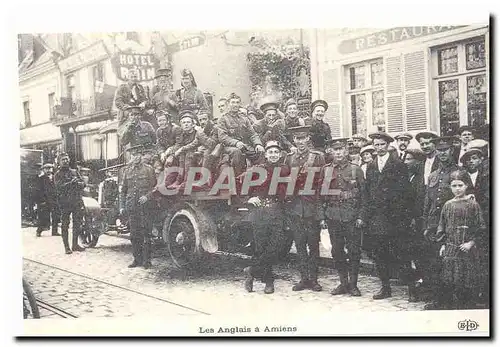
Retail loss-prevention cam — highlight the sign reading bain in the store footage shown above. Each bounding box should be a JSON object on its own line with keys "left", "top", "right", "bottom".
{"left": 338, "top": 26, "right": 465, "bottom": 54}
{"left": 112, "top": 53, "right": 160, "bottom": 82}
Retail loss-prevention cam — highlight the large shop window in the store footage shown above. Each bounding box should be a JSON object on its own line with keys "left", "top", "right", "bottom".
{"left": 345, "top": 59, "right": 385, "bottom": 136}
{"left": 433, "top": 37, "right": 487, "bottom": 136}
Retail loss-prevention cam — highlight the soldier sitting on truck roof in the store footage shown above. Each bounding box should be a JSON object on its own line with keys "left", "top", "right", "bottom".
{"left": 118, "top": 105, "right": 157, "bottom": 150}
{"left": 164, "top": 109, "right": 217, "bottom": 190}
{"left": 156, "top": 110, "right": 182, "bottom": 159}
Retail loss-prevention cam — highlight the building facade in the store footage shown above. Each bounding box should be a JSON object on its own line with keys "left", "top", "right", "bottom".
{"left": 309, "top": 25, "right": 489, "bottom": 140}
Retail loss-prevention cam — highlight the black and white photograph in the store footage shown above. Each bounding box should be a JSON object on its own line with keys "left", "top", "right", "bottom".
{"left": 8, "top": 4, "right": 491, "bottom": 337}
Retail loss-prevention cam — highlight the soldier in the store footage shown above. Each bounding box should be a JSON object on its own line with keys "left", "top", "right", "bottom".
{"left": 119, "top": 146, "right": 157, "bottom": 268}
{"left": 309, "top": 99, "right": 332, "bottom": 151}
{"left": 217, "top": 97, "right": 228, "bottom": 118}
{"left": 156, "top": 110, "right": 182, "bottom": 156}
{"left": 394, "top": 133, "right": 413, "bottom": 161}
{"left": 54, "top": 153, "right": 86, "bottom": 254}
{"left": 197, "top": 110, "right": 222, "bottom": 172}
{"left": 242, "top": 140, "right": 290, "bottom": 294}
{"left": 285, "top": 126, "right": 326, "bottom": 291}
{"left": 35, "top": 164, "right": 60, "bottom": 237}
{"left": 364, "top": 131, "right": 412, "bottom": 300}
{"left": 284, "top": 98, "right": 305, "bottom": 128}
{"left": 253, "top": 101, "right": 294, "bottom": 152}
{"left": 319, "top": 138, "right": 365, "bottom": 296}
{"left": 119, "top": 106, "right": 157, "bottom": 149}
{"left": 422, "top": 136, "right": 466, "bottom": 309}
{"left": 173, "top": 69, "right": 209, "bottom": 120}
{"left": 149, "top": 68, "right": 177, "bottom": 124}
{"left": 114, "top": 67, "right": 148, "bottom": 126}
{"left": 351, "top": 134, "right": 368, "bottom": 149}
{"left": 218, "top": 93, "right": 264, "bottom": 176}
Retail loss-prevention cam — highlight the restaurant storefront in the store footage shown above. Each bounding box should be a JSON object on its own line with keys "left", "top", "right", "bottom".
{"left": 310, "top": 24, "right": 489, "bottom": 139}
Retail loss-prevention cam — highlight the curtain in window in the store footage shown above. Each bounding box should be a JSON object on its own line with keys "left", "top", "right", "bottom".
{"left": 79, "top": 133, "right": 102, "bottom": 160}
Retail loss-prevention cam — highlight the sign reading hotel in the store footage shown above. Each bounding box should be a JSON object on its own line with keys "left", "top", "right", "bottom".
{"left": 112, "top": 53, "right": 160, "bottom": 82}
{"left": 338, "top": 26, "right": 465, "bottom": 54}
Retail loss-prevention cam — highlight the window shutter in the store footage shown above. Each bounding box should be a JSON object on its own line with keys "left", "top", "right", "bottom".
{"left": 385, "top": 55, "right": 404, "bottom": 133}
{"left": 322, "top": 68, "right": 341, "bottom": 137}
{"left": 403, "top": 50, "right": 429, "bottom": 131}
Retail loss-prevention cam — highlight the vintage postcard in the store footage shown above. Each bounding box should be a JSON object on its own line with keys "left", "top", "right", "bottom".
{"left": 11, "top": 4, "right": 491, "bottom": 338}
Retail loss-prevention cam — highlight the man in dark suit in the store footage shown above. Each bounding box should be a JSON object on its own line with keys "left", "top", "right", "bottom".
{"left": 363, "top": 131, "right": 412, "bottom": 300}
{"left": 309, "top": 100, "right": 332, "bottom": 151}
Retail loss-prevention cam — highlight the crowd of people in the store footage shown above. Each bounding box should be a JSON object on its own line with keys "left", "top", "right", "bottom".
{"left": 33, "top": 65, "right": 490, "bottom": 311}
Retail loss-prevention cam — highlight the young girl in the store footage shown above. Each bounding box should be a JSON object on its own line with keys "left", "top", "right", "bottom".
{"left": 435, "top": 170, "right": 486, "bottom": 310}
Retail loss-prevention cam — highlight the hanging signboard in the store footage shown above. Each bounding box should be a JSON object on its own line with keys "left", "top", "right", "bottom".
{"left": 112, "top": 52, "right": 160, "bottom": 82}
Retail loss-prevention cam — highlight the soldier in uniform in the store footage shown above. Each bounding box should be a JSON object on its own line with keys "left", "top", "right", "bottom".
{"left": 119, "top": 106, "right": 157, "bottom": 150}
{"left": 242, "top": 140, "right": 290, "bottom": 294}
{"left": 156, "top": 110, "right": 182, "bottom": 157}
{"left": 253, "top": 101, "right": 294, "bottom": 152}
{"left": 422, "top": 136, "right": 466, "bottom": 309}
{"left": 285, "top": 125, "right": 326, "bottom": 291}
{"left": 54, "top": 153, "right": 86, "bottom": 254}
{"left": 319, "top": 139, "right": 365, "bottom": 296}
{"left": 35, "top": 164, "right": 60, "bottom": 237}
{"left": 309, "top": 99, "right": 332, "bottom": 151}
{"left": 149, "top": 68, "right": 177, "bottom": 124}
{"left": 217, "top": 93, "right": 264, "bottom": 176}
{"left": 119, "top": 146, "right": 157, "bottom": 268}
{"left": 114, "top": 67, "right": 148, "bottom": 126}
{"left": 173, "top": 69, "right": 209, "bottom": 121}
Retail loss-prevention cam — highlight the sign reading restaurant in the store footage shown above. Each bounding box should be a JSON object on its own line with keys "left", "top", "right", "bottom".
{"left": 338, "top": 26, "right": 465, "bottom": 54}
{"left": 111, "top": 52, "right": 160, "bottom": 82}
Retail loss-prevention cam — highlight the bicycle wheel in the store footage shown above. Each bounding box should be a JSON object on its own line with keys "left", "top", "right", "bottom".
{"left": 23, "top": 278, "right": 40, "bottom": 319}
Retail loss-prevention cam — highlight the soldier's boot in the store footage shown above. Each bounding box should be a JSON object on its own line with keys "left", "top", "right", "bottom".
{"left": 71, "top": 233, "right": 85, "bottom": 252}
{"left": 143, "top": 240, "right": 152, "bottom": 269}
{"left": 373, "top": 282, "right": 392, "bottom": 300}
{"left": 61, "top": 229, "right": 72, "bottom": 254}
{"left": 128, "top": 242, "right": 142, "bottom": 268}
{"left": 292, "top": 271, "right": 310, "bottom": 291}
{"left": 309, "top": 277, "right": 323, "bottom": 292}
{"left": 243, "top": 266, "right": 254, "bottom": 293}
{"left": 348, "top": 262, "right": 362, "bottom": 297}
{"left": 51, "top": 226, "right": 61, "bottom": 236}
{"left": 264, "top": 281, "right": 275, "bottom": 294}
{"left": 331, "top": 271, "right": 349, "bottom": 295}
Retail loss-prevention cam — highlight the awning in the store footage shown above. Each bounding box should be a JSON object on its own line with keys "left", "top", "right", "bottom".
{"left": 20, "top": 122, "right": 62, "bottom": 146}
{"left": 99, "top": 120, "right": 119, "bottom": 134}
{"left": 75, "top": 120, "right": 114, "bottom": 133}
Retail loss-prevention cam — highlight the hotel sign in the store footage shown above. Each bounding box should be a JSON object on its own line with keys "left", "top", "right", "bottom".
{"left": 58, "top": 41, "right": 109, "bottom": 73}
{"left": 338, "top": 26, "right": 465, "bottom": 54}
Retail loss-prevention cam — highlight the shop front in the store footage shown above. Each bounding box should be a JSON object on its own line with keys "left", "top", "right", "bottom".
{"left": 310, "top": 24, "right": 489, "bottom": 139}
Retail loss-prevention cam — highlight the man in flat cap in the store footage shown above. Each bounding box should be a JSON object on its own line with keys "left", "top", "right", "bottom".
{"left": 54, "top": 153, "right": 86, "bottom": 254}
{"left": 319, "top": 138, "right": 366, "bottom": 296}
{"left": 351, "top": 134, "right": 368, "bottom": 149}
{"left": 363, "top": 131, "right": 412, "bottom": 300}
{"left": 242, "top": 140, "right": 290, "bottom": 294}
{"left": 454, "top": 125, "right": 476, "bottom": 166}
{"left": 253, "top": 101, "right": 294, "bottom": 152}
{"left": 149, "top": 67, "right": 177, "bottom": 125}
{"left": 394, "top": 133, "right": 413, "bottom": 162}
{"left": 217, "top": 93, "right": 265, "bottom": 176}
{"left": 114, "top": 66, "right": 148, "bottom": 126}
{"left": 119, "top": 145, "right": 157, "bottom": 268}
{"left": 285, "top": 125, "right": 326, "bottom": 292}
{"left": 422, "top": 136, "right": 466, "bottom": 309}
{"left": 35, "top": 163, "right": 60, "bottom": 237}
{"left": 309, "top": 99, "right": 332, "bottom": 151}
{"left": 119, "top": 105, "right": 157, "bottom": 151}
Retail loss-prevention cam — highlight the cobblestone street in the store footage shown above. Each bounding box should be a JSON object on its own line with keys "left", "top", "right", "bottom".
{"left": 22, "top": 226, "right": 426, "bottom": 319}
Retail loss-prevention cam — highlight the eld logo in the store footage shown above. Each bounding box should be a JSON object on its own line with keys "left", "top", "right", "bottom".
{"left": 458, "top": 320, "right": 479, "bottom": 331}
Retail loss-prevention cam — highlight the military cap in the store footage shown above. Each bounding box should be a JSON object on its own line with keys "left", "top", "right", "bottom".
{"left": 179, "top": 109, "right": 196, "bottom": 120}
{"left": 348, "top": 146, "right": 361, "bottom": 155}
{"left": 311, "top": 99, "right": 328, "bottom": 112}
{"left": 394, "top": 132, "right": 413, "bottom": 140}
{"left": 288, "top": 125, "right": 311, "bottom": 137}
{"left": 59, "top": 152, "right": 70, "bottom": 158}
{"left": 460, "top": 148, "right": 484, "bottom": 164}
{"left": 227, "top": 92, "right": 241, "bottom": 101}
{"left": 405, "top": 148, "right": 426, "bottom": 161}
{"left": 458, "top": 125, "right": 475, "bottom": 135}
{"left": 326, "top": 138, "right": 349, "bottom": 149}
{"left": 284, "top": 98, "right": 297, "bottom": 110}
{"left": 351, "top": 133, "right": 367, "bottom": 141}
{"left": 415, "top": 131, "right": 439, "bottom": 142}
{"left": 260, "top": 101, "right": 279, "bottom": 113}
{"left": 467, "top": 139, "right": 488, "bottom": 150}
{"left": 360, "top": 145, "right": 376, "bottom": 155}
{"left": 431, "top": 136, "right": 455, "bottom": 150}
{"left": 155, "top": 109, "right": 170, "bottom": 117}
{"left": 154, "top": 68, "right": 171, "bottom": 79}
{"left": 265, "top": 140, "right": 281, "bottom": 151}
{"left": 368, "top": 131, "right": 394, "bottom": 143}
{"left": 42, "top": 163, "right": 54, "bottom": 169}
{"left": 125, "top": 105, "right": 142, "bottom": 113}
